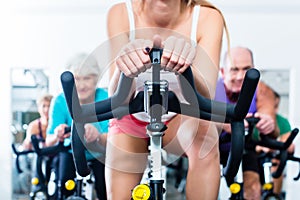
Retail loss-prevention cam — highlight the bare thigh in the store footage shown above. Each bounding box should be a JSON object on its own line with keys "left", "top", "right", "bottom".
{"left": 105, "top": 133, "right": 148, "bottom": 200}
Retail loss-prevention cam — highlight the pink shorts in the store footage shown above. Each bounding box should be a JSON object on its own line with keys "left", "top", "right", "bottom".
{"left": 109, "top": 115, "right": 169, "bottom": 139}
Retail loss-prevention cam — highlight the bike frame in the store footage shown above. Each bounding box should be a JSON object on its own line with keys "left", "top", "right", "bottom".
{"left": 61, "top": 48, "right": 260, "bottom": 200}
{"left": 225, "top": 117, "right": 299, "bottom": 200}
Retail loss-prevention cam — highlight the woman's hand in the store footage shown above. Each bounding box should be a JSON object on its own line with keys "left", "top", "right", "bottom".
{"left": 84, "top": 124, "right": 100, "bottom": 143}
{"left": 161, "top": 36, "right": 196, "bottom": 74}
{"left": 54, "top": 124, "right": 70, "bottom": 142}
{"left": 116, "top": 39, "right": 152, "bottom": 78}
{"left": 115, "top": 35, "right": 196, "bottom": 78}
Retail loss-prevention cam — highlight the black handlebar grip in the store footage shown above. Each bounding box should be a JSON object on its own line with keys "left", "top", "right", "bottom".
{"left": 259, "top": 128, "right": 298, "bottom": 150}
{"left": 272, "top": 150, "right": 288, "bottom": 178}
{"left": 31, "top": 135, "right": 42, "bottom": 155}
{"left": 82, "top": 73, "right": 134, "bottom": 118}
{"left": 61, "top": 71, "right": 82, "bottom": 121}
{"left": 11, "top": 144, "right": 23, "bottom": 173}
{"left": 31, "top": 126, "right": 70, "bottom": 156}
{"left": 245, "top": 117, "right": 260, "bottom": 126}
{"left": 180, "top": 68, "right": 259, "bottom": 121}
{"left": 233, "top": 69, "right": 260, "bottom": 120}
{"left": 65, "top": 126, "right": 71, "bottom": 133}
{"left": 110, "top": 73, "right": 134, "bottom": 110}
{"left": 71, "top": 122, "right": 90, "bottom": 177}
{"left": 179, "top": 67, "right": 198, "bottom": 106}
{"left": 223, "top": 120, "right": 245, "bottom": 185}
{"left": 283, "top": 128, "right": 298, "bottom": 149}
{"left": 180, "top": 67, "right": 232, "bottom": 118}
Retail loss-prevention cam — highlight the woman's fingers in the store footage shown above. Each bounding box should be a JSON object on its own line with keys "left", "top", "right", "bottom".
{"left": 162, "top": 36, "right": 195, "bottom": 73}
{"left": 116, "top": 39, "right": 152, "bottom": 77}
{"left": 116, "top": 36, "right": 195, "bottom": 76}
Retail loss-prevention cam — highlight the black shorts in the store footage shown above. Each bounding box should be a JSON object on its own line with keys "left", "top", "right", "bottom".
{"left": 220, "top": 149, "right": 260, "bottom": 173}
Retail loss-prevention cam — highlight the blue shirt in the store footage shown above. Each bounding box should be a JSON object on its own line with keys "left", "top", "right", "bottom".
{"left": 47, "top": 88, "right": 109, "bottom": 159}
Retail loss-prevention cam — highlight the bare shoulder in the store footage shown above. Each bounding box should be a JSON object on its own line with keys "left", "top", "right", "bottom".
{"left": 107, "top": 2, "right": 126, "bottom": 17}
{"left": 107, "top": 2, "right": 129, "bottom": 36}
{"left": 199, "top": 6, "right": 224, "bottom": 25}
{"left": 197, "top": 5, "right": 224, "bottom": 40}
{"left": 27, "top": 119, "right": 40, "bottom": 134}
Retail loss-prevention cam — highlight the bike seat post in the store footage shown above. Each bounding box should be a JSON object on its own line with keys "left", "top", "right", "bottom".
{"left": 263, "top": 160, "right": 273, "bottom": 184}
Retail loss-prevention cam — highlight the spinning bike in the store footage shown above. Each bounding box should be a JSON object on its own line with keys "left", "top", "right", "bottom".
{"left": 12, "top": 136, "right": 58, "bottom": 200}
{"left": 30, "top": 127, "right": 71, "bottom": 200}
{"left": 258, "top": 136, "right": 300, "bottom": 200}
{"left": 31, "top": 127, "right": 96, "bottom": 200}
{"left": 223, "top": 117, "right": 299, "bottom": 200}
{"left": 11, "top": 143, "right": 35, "bottom": 195}
{"left": 61, "top": 47, "right": 260, "bottom": 200}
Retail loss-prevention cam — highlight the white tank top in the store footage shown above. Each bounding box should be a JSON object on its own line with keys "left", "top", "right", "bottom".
{"left": 125, "top": 0, "right": 200, "bottom": 122}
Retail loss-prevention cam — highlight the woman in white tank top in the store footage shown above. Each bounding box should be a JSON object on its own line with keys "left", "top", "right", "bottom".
{"left": 106, "top": 0, "right": 226, "bottom": 199}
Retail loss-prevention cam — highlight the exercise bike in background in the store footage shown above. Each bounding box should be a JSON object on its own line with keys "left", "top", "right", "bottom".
{"left": 12, "top": 137, "right": 56, "bottom": 200}
{"left": 31, "top": 127, "right": 96, "bottom": 200}
{"left": 11, "top": 143, "right": 35, "bottom": 195}
{"left": 219, "top": 116, "right": 299, "bottom": 200}
{"left": 61, "top": 47, "right": 260, "bottom": 200}
{"left": 258, "top": 138, "right": 300, "bottom": 200}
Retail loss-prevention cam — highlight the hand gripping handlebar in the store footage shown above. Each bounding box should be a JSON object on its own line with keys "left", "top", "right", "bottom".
{"left": 246, "top": 117, "right": 299, "bottom": 179}
{"left": 262, "top": 128, "right": 298, "bottom": 179}
{"left": 61, "top": 48, "right": 260, "bottom": 179}
{"left": 30, "top": 127, "right": 72, "bottom": 184}
{"left": 31, "top": 126, "right": 71, "bottom": 156}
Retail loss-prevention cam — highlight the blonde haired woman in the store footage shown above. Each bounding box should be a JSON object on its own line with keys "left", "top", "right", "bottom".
{"left": 106, "top": 0, "right": 227, "bottom": 199}
{"left": 22, "top": 94, "right": 53, "bottom": 150}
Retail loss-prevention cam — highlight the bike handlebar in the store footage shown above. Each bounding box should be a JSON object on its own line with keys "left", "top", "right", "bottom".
{"left": 11, "top": 144, "right": 34, "bottom": 173}
{"left": 270, "top": 128, "right": 299, "bottom": 178}
{"left": 61, "top": 49, "right": 260, "bottom": 178}
{"left": 246, "top": 117, "right": 299, "bottom": 179}
{"left": 30, "top": 127, "right": 71, "bottom": 184}
{"left": 31, "top": 126, "right": 71, "bottom": 156}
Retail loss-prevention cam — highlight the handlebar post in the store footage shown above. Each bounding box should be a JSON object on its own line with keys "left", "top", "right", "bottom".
{"left": 150, "top": 47, "right": 163, "bottom": 123}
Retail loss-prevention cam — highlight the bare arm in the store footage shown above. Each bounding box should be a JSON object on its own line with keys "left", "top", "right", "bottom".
{"left": 45, "top": 124, "right": 70, "bottom": 146}
{"left": 107, "top": 3, "right": 131, "bottom": 96}
{"left": 22, "top": 122, "right": 36, "bottom": 150}
{"left": 193, "top": 7, "right": 224, "bottom": 98}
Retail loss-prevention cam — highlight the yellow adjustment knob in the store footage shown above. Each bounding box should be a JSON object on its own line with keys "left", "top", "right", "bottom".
{"left": 229, "top": 183, "right": 241, "bottom": 194}
{"left": 65, "top": 180, "right": 76, "bottom": 191}
{"left": 31, "top": 177, "right": 39, "bottom": 185}
{"left": 263, "top": 183, "right": 273, "bottom": 191}
{"left": 132, "top": 184, "right": 151, "bottom": 200}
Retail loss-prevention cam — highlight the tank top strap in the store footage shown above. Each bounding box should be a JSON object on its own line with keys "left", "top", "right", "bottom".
{"left": 125, "top": 0, "right": 135, "bottom": 41}
{"left": 191, "top": 5, "right": 200, "bottom": 46}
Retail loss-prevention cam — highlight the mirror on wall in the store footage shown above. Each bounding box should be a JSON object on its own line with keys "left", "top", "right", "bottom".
{"left": 11, "top": 68, "right": 49, "bottom": 199}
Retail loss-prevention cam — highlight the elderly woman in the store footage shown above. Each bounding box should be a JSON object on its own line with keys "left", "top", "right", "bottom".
{"left": 46, "top": 53, "right": 108, "bottom": 199}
